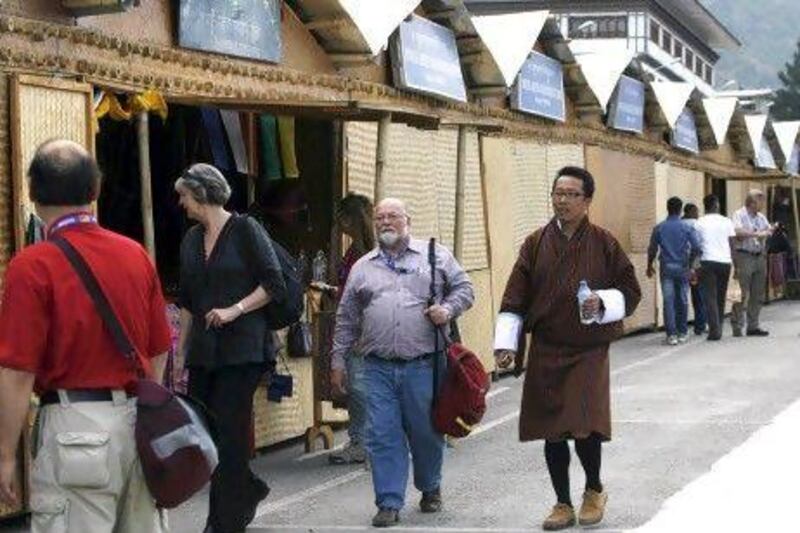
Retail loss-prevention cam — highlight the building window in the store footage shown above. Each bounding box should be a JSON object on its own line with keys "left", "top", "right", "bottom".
{"left": 673, "top": 41, "right": 683, "bottom": 59}
{"left": 568, "top": 15, "right": 628, "bottom": 39}
{"left": 650, "top": 19, "right": 660, "bottom": 44}
{"left": 685, "top": 49, "right": 694, "bottom": 70}
{"left": 704, "top": 63, "right": 713, "bottom": 85}
{"left": 661, "top": 30, "right": 672, "bottom": 54}
{"left": 695, "top": 58, "right": 704, "bottom": 77}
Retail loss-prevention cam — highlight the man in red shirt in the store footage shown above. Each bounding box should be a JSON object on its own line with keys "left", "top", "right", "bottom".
{"left": 0, "top": 139, "right": 171, "bottom": 532}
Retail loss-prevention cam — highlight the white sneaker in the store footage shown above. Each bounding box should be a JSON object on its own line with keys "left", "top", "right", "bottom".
{"left": 677, "top": 334, "right": 689, "bottom": 344}
{"left": 666, "top": 336, "right": 679, "bottom": 346}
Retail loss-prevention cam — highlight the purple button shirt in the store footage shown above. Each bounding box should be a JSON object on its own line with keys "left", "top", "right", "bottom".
{"left": 331, "top": 237, "right": 474, "bottom": 371}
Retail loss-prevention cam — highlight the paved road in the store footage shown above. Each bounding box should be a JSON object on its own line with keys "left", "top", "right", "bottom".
{"left": 3, "top": 301, "right": 799, "bottom": 533}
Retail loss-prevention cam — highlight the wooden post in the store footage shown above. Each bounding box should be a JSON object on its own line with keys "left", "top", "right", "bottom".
{"left": 454, "top": 125, "right": 468, "bottom": 261}
{"left": 374, "top": 113, "right": 392, "bottom": 202}
{"left": 792, "top": 176, "right": 800, "bottom": 255}
{"left": 137, "top": 112, "right": 156, "bottom": 262}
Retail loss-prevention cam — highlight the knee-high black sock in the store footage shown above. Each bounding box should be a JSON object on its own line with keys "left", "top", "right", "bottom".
{"left": 544, "top": 440, "right": 571, "bottom": 506}
{"left": 575, "top": 433, "right": 603, "bottom": 493}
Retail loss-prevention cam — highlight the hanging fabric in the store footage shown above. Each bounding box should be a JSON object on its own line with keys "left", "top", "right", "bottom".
{"left": 259, "top": 114, "right": 283, "bottom": 181}
{"left": 277, "top": 116, "right": 300, "bottom": 179}
{"left": 200, "top": 107, "right": 235, "bottom": 173}
{"left": 220, "top": 110, "right": 250, "bottom": 175}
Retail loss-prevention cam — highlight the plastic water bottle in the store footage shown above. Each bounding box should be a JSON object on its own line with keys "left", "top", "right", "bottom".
{"left": 312, "top": 250, "right": 327, "bottom": 282}
{"left": 577, "top": 280, "right": 595, "bottom": 325}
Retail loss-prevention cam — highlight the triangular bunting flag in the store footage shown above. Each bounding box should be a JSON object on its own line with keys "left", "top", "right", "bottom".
{"left": 338, "top": 0, "right": 421, "bottom": 56}
{"left": 772, "top": 121, "right": 800, "bottom": 160}
{"left": 650, "top": 81, "right": 695, "bottom": 128}
{"left": 701, "top": 97, "right": 738, "bottom": 146}
{"left": 471, "top": 10, "right": 550, "bottom": 87}
{"left": 744, "top": 114, "right": 769, "bottom": 153}
{"left": 569, "top": 40, "right": 635, "bottom": 111}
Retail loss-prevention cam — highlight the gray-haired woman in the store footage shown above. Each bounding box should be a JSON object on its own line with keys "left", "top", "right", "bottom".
{"left": 175, "top": 163, "right": 286, "bottom": 533}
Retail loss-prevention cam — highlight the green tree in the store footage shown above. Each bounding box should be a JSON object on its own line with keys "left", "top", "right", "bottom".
{"left": 773, "top": 37, "right": 800, "bottom": 120}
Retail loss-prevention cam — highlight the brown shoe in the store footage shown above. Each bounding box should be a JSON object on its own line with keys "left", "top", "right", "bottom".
{"left": 542, "top": 503, "right": 576, "bottom": 531}
{"left": 372, "top": 508, "right": 399, "bottom": 528}
{"left": 578, "top": 489, "right": 608, "bottom": 526}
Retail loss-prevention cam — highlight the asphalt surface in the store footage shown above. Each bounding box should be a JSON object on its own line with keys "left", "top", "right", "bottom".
{"left": 2, "top": 301, "right": 799, "bottom": 533}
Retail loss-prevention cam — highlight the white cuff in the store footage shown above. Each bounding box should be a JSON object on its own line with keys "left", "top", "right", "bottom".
{"left": 494, "top": 312, "right": 523, "bottom": 351}
{"left": 596, "top": 289, "right": 626, "bottom": 324}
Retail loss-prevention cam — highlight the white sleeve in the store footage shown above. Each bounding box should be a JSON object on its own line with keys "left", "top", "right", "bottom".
{"left": 493, "top": 312, "right": 524, "bottom": 351}
{"left": 727, "top": 219, "right": 736, "bottom": 237}
{"left": 595, "top": 289, "right": 626, "bottom": 324}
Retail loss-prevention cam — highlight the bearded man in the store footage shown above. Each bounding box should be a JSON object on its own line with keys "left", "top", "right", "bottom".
{"left": 331, "top": 198, "right": 474, "bottom": 528}
{"left": 494, "top": 167, "right": 641, "bottom": 530}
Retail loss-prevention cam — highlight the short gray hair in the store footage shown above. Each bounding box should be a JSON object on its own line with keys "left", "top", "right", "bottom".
{"left": 174, "top": 163, "right": 231, "bottom": 206}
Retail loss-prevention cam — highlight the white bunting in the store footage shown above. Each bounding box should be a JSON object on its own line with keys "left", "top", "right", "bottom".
{"left": 744, "top": 114, "right": 769, "bottom": 153}
{"left": 701, "top": 97, "right": 738, "bottom": 146}
{"left": 338, "top": 0, "right": 421, "bottom": 56}
{"left": 471, "top": 10, "right": 550, "bottom": 87}
{"left": 772, "top": 121, "right": 800, "bottom": 160}
{"left": 568, "top": 40, "right": 635, "bottom": 111}
{"left": 650, "top": 81, "right": 695, "bottom": 128}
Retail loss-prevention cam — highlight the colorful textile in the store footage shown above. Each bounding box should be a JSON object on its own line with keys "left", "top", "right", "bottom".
{"left": 277, "top": 116, "right": 300, "bottom": 178}
{"left": 258, "top": 114, "right": 283, "bottom": 181}
{"left": 220, "top": 110, "right": 250, "bottom": 175}
{"left": 201, "top": 107, "right": 235, "bottom": 173}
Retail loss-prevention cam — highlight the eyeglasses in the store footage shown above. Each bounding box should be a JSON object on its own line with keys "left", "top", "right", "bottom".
{"left": 375, "top": 213, "right": 405, "bottom": 222}
{"left": 550, "top": 191, "right": 585, "bottom": 201}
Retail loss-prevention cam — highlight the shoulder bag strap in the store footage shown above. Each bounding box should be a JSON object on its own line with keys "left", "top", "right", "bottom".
{"left": 428, "top": 237, "right": 443, "bottom": 407}
{"left": 52, "top": 236, "right": 143, "bottom": 376}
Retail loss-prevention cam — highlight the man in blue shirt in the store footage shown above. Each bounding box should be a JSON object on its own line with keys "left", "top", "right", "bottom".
{"left": 647, "top": 197, "right": 702, "bottom": 345}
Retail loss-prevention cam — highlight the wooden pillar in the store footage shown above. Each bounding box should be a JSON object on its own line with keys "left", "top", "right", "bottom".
{"left": 136, "top": 112, "right": 156, "bottom": 262}
{"left": 454, "top": 125, "right": 468, "bottom": 261}
{"left": 374, "top": 113, "right": 392, "bottom": 202}
{"left": 792, "top": 176, "right": 800, "bottom": 254}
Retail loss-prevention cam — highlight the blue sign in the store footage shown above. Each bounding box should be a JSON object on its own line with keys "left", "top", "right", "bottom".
{"left": 787, "top": 144, "right": 799, "bottom": 175}
{"left": 391, "top": 15, "right": 467, "bottom": 103}
{"left": 756, "top": 137, "right": 777, "bottom": 169}
{"left": 510, "top": 51, "right": 566, "bottom": 122}
{"left": 607, "top": 75, "right": 645, "bottom": 134}
{"left": 672, "top": 108, "right": 699, "bottom": 154}
{"left": 179, "top": 0, "right": 281, "bottom": 63}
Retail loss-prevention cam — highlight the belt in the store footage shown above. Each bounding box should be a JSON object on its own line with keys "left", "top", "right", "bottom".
{"left": 366, "top": 352, "right": 438, "bottom": 364}
{"left": 39, "top": 389, "right": 134, "bottom": 406}
{"left": 736, "top": 250, "right": 763, "bottom": 256}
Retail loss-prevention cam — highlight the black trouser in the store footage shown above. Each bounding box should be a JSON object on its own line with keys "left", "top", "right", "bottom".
{"left": 189, "top": 364, "right": 268, "bottom": 533}
{"left": 699, "top": 261, "right": 732, "bottom": 338}
{"left": 544, "top": 434, "right": 603, "bottom": 506}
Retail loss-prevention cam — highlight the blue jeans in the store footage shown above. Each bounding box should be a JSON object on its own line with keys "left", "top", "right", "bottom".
{"left": 345, "top": 353, "right": 367, "bottom": 445}
{"left": 661, "top": 268, "right": 689, "bottom": 337}
{"left": 690, "top": 284, "right": 707, "bottom": 333}
{"left": 364, "top": 355, "right": 445, "bottom": 511}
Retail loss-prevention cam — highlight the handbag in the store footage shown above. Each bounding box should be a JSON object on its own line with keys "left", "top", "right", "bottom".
{"left": 287, "top": 321, "right": 313, "bottom": 358}
{"left": 267, "top": 355, "right": 294, "bottom": 402}
{"left": 52, "top": 236, "right": 218, "bottom": 509}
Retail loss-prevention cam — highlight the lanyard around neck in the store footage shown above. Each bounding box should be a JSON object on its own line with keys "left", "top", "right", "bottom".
{"left": 48, "top": 213, "right": 97, "bottom": 239}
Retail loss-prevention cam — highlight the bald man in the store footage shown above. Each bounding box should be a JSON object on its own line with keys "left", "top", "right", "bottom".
{"left": 0, "top": 139, "right": 170, "bottom": 531}
{"left": 331, "top": 198, "right": 474, "bottom": 527}
{"left": 731, "top": 190, "right": 773, "bottom": 336}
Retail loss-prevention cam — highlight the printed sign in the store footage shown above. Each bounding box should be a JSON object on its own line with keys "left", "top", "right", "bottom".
{"left": 756, "top": 137, "right": 777, "bottom": 169}
{"left": 179, "top": 0, "right": 282, "bottom": 64}
{"left": 671, "top": 108, "right": 699, "bottom": 154}
{"left": 391, "top": 14, "right": 467, "bottom": 102}
{"left": 510, "top": 51, "right": 566, "bottom": 122}
{"left": 607, "top": 75, "right": 645, "bottom": 134}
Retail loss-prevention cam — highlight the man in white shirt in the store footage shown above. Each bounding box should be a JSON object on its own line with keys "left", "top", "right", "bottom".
{"left": 730, "top": 190, "right": 772, "bottom": 337}
{"left": 696, "top": 194, "right": 736, "bottom": 341}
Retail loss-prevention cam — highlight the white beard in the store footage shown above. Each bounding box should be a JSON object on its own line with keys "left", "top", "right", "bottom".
{"left": 378, "top": 230, "right": 400, "bottom": 247}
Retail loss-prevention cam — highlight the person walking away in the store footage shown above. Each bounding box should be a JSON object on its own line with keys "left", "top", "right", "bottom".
{"left": 682, "top": 203, "right": 708, "bottom": 335}
{"left": 731, "top": 190, "right": 772, "bottom": 337}
{"left": 331, "top": 198, "right": 474, "bottom": 528}
{"left": 647, "top": 197, "right": 701, "bottom": 345}
{"left": 494, "top": 166, "right": 642, "bottom": 531}
{"left": 696, "top": 194, "right": 736, "bottom": 341}
{"left": 326, "top": 193, "right": 375, "bottom": 465}
{"left": 0, "top": 140, "right": 171, "bottom": 532}
{"left": 175, "top": 163, "right": 287, "bottom": 533}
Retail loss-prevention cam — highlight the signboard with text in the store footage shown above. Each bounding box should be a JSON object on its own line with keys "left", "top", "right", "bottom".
{"left": 671, "top": 108, "right": 699, "bottom": 154}
{"left": 391, "top": 14, "right": 467, "bottom": 102}
{"left": 510, "top": 51, "right": 566, "bottom": 122}
{"left": 179, "top": 0, "right": 282, "bottom": 63}
{"left": 607, "top": 75, "right": 645, "bottom": 134}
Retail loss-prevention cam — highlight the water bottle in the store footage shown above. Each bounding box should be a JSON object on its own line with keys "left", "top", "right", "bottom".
{"left": 312, "top": 250, "right": 327, "bottom": 282}
{"left": 577, "top": 280, "right": 595, "bottom": 325}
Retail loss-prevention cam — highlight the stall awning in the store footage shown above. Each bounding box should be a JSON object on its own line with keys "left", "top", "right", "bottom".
{"left": 470, "top": 10, "right": 549, "bottom": 86}
{"left": 567, "top": 39, "right": 635, "bottom": 111}
{"left": 650, "top": 81, "right": 695, "bottom": 128}
{"left": 338, "top": 0, "right": 421, "bottom": 55}
{"left": 772, "top": 121, "right": 800, "bottom": 161}
{"left": 701, "top": 96, "right": 738, "bottom": 146}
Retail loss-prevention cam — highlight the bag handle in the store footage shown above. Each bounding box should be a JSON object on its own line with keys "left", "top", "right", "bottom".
{"left": 52, "top": 236, "right": 145, "bottom": 378}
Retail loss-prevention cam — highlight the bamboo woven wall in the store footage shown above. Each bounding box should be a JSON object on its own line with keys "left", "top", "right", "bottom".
{"left": 253, "top": 355, "right": 315, "bottom": 448}
{"left": 457, "top": 268, "right": 495, "bottom": 372}
{"left": 0, "top": 74, "right": 12, "bottom": 291}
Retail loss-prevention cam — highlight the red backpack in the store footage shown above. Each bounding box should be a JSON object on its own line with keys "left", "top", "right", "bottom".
{"left": 428, "top": 239, "right": 490, "bottom": 438}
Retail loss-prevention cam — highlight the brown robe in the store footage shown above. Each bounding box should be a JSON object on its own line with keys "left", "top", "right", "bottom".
{"left": 501, "top": 217, "right": 642, "bottom": 442}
